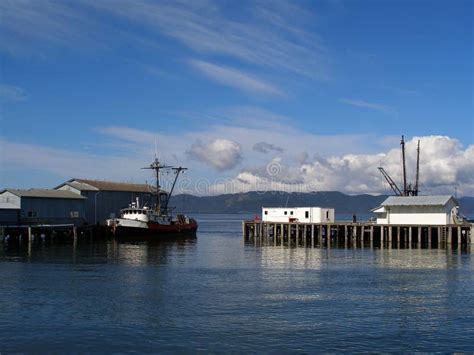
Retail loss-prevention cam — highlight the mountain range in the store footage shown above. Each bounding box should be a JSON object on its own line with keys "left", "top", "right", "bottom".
{"left": 170, "top": 191, "right": 474, "bottom": 216}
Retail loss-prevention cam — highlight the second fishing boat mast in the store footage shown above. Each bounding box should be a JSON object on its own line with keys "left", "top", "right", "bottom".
{"left": 142, "top": 158, "right": 187, "bottom": 214}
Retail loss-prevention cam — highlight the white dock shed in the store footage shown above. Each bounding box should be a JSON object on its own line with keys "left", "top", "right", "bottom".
{"left": 373, "top": 195, "right": 460, "bottom": 225}
{"left": 262, "top": 207, "right": 335, "bottom": 223}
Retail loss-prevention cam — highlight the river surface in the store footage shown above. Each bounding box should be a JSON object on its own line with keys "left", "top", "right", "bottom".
{"left": 0, "top": 214, "right": 473, "bottom": 352}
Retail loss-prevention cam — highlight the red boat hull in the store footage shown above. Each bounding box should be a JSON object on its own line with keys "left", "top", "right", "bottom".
{"left": 114, "top": 222, "right": 198, "bottom": 240}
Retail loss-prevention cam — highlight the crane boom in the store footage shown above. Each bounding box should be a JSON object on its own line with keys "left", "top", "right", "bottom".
{"left": 378, "top": 167, "right": 403, "bottom": 196}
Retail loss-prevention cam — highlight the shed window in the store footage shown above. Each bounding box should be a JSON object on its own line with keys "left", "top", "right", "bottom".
{"left": 70, "top": 211, "right": 79, "bottom": 218}
{"left": 305, "top": 211, "right": 309, "bottom": 218}
{"left": 264, "top": 211, "right": 268, "bottom": 215}
{"left": 27, "top": 211, "right": 37, "bottom": 218}
{"left": 290, "top": 211, "right": 294, "bottom": 215}
{"left": 326, "top": 211, "right": 329, "bottom": 219}
{"left": 284, "top": 211, "right": 287, "bottom": 215}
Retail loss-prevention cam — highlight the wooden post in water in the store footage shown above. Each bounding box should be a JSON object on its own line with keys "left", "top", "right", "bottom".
{"left": 303, "top": 225, "right": 307, "bottom": 247}
{"left": 295, "top": 224, "right": 299, "bottom": 246}
{"left": 448, "top": 227, "right": 452, "bottom": 244}
{"left": 437, "top": 227, "right": 441, "bottom": 245}
{"left": 388, "top": 226, "right": 392, "bottom": 245}
{"left": 28, "top": 226, "right": 33, "bottom": 242}
{"left": 327, "top": 225, "right": 331, "bottom": 248}
{"left": 311, "top": 225, "right": 315, "bottom": 248}
{"left": 457, "top": 226, "right": 461, "bottom": 246}
{"left": 370, "top": 226, "right": 374, "bottom": 242}
{"left": 381, "top": 226, "right": 384, "bottom": 243}
{"left": 417, "top": 227, "right": 422, "bottom": 245}
{"left": 428, "top": 227, "right": 432, "bottom": 247}
{"left": 408, "top": 227, "right": 412, "bottom": 245}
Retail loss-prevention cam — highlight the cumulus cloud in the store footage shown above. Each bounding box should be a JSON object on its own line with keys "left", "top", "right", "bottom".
{"left": 186, "top": 138, "right": 242, "bottom": 171}
{"left": 252, "top": 142, "right": 284, "bottom": 154}
{"left": 210, "top": 136, "right": 474, "bottom": 196}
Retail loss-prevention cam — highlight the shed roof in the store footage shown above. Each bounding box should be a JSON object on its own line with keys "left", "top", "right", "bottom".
{"left": 57, "top": 179, "right": 158, "bottom": 193}
{"left": 2, "top": 189, "right": 86, "bottom": 200}
{"left": 64, "top": 181, "right": 99, "bottom": 191}
{"left": 381, "top": 195, "right": 455, "bottom": 207}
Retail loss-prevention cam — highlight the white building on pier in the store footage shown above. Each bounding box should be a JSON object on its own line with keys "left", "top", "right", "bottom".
{"left": 262, "top": 207, "right": 335, "bottom": 223}
{"left": 373, "top": 195, "right": 461, "bottom": 225}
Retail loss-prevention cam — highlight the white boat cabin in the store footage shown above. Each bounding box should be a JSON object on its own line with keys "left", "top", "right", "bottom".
{"left": 262, "top": 207, "right": 335, "bottom": 223}
{"left": 372, "top": 195, "right": 461, "bottom": 225}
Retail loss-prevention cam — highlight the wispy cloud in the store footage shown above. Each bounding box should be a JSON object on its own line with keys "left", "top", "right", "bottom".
{"left": 88, "top": 0, "right": 329, "bottom": 78}
{"left": 339, "top": 98, "right": 394, "bottom": 113}
{"left": 0, "top": 84, "right": 26, "bottom": 102}
{"left": 0, "top": 1, "right": 330, "bottom": 79}
{"left": 0, "top": 0, "right": 100, "bottom": 55}
{"left": 189, "top": 60, "right": 284, "bottom": 96}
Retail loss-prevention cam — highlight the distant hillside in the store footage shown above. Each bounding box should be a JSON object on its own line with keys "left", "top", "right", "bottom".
{"left": 169, "top": 192, "right": 474, "bottom": 216}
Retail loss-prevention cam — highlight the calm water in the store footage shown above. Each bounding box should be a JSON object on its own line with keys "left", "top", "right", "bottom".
{"left": 0, "top": 214, "right": 473, "bottom": 352}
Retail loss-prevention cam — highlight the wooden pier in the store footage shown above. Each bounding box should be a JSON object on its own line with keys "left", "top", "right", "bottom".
{"left": 0, "top": 224, "right": 108, "bottom": 244}
{"left": 242, "top": 221, "right": 473, "bottom": 248}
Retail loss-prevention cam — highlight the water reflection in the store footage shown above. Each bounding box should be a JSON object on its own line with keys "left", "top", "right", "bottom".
{"left": 247, "top": 238, "right": 472, "bottom": 271}
{"left": 0, "top": 237, "right": 197, "bottom": 266}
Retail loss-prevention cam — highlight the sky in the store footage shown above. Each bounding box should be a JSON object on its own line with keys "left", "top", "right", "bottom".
{"left": 0, "top": 0, "right": 473, "bottom": 196}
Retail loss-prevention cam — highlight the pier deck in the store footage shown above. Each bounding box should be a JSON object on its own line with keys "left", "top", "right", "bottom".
{"left": 242, "top": 220, "right": 473, "bottom": 248}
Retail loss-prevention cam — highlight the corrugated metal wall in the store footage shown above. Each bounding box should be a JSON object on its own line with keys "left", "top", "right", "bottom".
{"left": 20, "top": 197, "right": 86, "bottom": 225}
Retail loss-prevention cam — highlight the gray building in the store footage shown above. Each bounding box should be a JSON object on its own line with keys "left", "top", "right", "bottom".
{"left": 0, "top": 189, "right": 86, "bottom": 226}
{"left": 55, "top": 179, "right": 161, "bottom": 225}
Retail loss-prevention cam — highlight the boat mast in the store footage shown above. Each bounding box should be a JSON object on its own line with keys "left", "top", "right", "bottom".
{"left": 414, "top": 140, "right": 420, "bottom": 196}
{"left": 142, "top": 158, "right": 172, "bottom": 213}
{"left": 401, "top": 135, "right": 407, "bottom": 196}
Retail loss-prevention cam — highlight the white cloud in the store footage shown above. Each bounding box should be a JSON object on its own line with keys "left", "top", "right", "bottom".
{"left": 186, "top": 139, "right": 242, "bottom": 171}
{"left": 209, "top": 136, "right": 474, "bottom": 196}
{"left": 0, "top": 84, "right": 26, "bottom": 102}
{"left": 339, "top": 98, "right": 394, "bottom": 113}
{"left": 2, "top": 113, "right": 472, "bottom": 196}
{"left": 189, "top": 60, "right": 284, "bottom": 96}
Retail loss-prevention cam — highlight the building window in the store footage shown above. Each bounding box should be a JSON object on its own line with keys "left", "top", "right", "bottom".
{"left": 284, "top": 211, "right": 287, "bottom": 215}
{"left": 27, "top": 211, "right": 37, "bottom": 218}
{"left": 305, "top": 211, "right": 309, "bottom": 218}
{"left": 264, "top": 211, "right": 268, "bottom": 215}
{"left": 70, "top": 211, "right": 79, "bottom": 218}
{"left": 326, "top": 211, "right": 329, "bottom": 219}
{"left": 290, "top": 211, "right": 294, "bottom": 215}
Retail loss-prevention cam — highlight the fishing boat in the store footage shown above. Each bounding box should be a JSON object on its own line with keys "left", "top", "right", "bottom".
{"left": 106, "top": 158, "right": 198, "bottom": 239}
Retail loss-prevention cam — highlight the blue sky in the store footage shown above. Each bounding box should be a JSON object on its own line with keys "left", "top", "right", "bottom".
{"left": 0, "top": 0, "right": 473, "bottom": 195}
